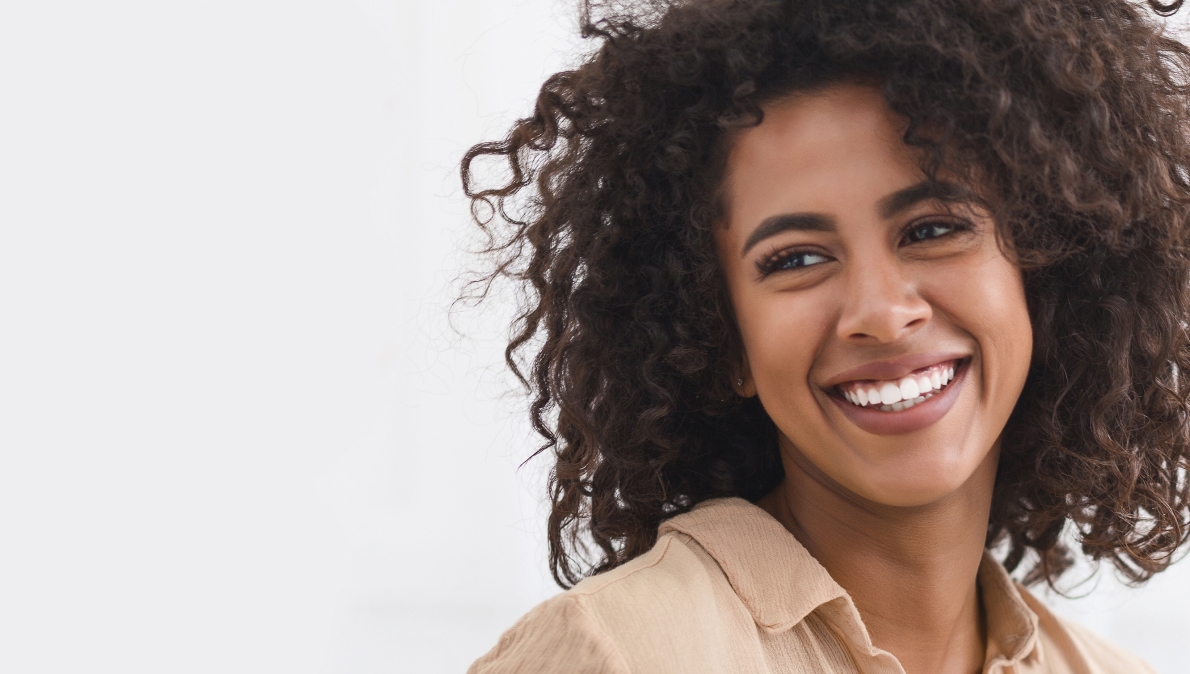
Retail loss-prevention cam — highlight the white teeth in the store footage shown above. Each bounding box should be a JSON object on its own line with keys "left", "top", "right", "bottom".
{"left": 877, "top": 392, "right": 932, "bottom": 412}
{"left": 899, "top": 377, "right": 920, "bottom": 401}
{"left": 841, "top": 362, "right": 960, "bottom": 409}
{"left": 879, "top": 382, "right": 903, "bottom": 405}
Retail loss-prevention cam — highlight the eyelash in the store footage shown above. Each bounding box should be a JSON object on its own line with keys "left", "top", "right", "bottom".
{"left": 901, "top": 218, "right": 970, "bottom": 245}
{"left": 754, "top": 248, "right": 830, "bottom": 277}
{"left": 753, "top": 218, "right": 971, "bottom": 278}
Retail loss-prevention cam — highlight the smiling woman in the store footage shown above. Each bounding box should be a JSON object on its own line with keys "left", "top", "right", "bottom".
{"left": 461, "top": 1, "right": 1190, "bottom": 672}
{"left": 719, "top": 85, "right": 1033, "bottom": 511}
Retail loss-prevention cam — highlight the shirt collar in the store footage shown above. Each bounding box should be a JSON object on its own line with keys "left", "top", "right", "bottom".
{"left": 658, "top": 497, "right": 1040, "bottom": 667}
{"left": 658, "top": 496, "right": 848, "bottom": 633}
{"left": 978, "top": 550, "right": 1041, "bottom": 668}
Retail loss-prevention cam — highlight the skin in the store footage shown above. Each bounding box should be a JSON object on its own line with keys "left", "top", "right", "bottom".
{"left": 714, "top": 84, "right": 1033, "bottom": 674}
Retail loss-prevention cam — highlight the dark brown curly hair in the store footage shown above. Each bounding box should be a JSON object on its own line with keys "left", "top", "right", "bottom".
{"left": 461, "top": 0, "right": 1190, "bottom": 589}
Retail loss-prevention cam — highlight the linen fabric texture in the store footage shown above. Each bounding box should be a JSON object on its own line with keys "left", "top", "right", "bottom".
{"left": 468, "top": 498, "right": 1155, "bottom": 674}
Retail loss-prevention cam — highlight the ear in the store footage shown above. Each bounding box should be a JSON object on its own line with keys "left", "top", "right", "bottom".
{"left": 735, "top": 349, "right": 758, "bottom": 398}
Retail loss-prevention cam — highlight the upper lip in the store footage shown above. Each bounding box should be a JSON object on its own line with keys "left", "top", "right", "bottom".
{"left": 821, "top": 351, "right": 969, "bottom": 388}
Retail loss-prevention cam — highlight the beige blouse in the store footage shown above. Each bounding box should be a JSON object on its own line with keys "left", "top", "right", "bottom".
{"left": 469, "top": 497, "right": 1155, "bottom": 674}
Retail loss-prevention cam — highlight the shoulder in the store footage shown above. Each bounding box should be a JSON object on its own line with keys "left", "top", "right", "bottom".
{"left": 468, "top": 530, "right": 744, "bottom": 674}
{"left": 1015, "top": 585, "right": 1158, "bottom": 674}
{"left": 467, "top": 590, "right": 630, "bottom": 674}
{"left": 1057, "top": 620, "right": 1158, "bottom": 674}
{"left": 570, "top": 530, "right": 734, "bottom": 617}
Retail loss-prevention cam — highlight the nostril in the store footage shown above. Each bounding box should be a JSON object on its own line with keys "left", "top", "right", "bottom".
{"left": 836, "top": 291, "right": 932, "bottom": 344}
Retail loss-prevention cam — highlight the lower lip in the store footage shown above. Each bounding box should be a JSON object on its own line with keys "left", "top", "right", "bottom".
{"left": 828, "top": 360, "right": 969, "bottom": 435}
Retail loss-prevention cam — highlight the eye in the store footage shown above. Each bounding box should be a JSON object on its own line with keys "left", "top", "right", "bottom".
{"left": 901, "top": 219, "right": 964, "bottom": 244}
{"left": 756, "top": 249, "right": 832, "bottom": 277}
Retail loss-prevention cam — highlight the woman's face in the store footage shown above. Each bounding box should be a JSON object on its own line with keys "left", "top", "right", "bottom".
{"left": 715, "top": 84, "right": 1032, "bottom": 507}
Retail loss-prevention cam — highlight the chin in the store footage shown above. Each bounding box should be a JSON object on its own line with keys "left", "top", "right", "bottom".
{"left": 847, "top": 442, "right": 992, "bottom": 508}
{"left": 864, "top": 474, "right": 974, "bottom": 508}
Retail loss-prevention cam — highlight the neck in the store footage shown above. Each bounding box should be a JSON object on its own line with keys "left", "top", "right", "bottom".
{"left": 759, "top": 443, "right": 997, "bottom": 674}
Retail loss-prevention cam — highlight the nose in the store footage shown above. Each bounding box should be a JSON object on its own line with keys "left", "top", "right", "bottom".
{"left": 836, "top": 254, "right": 932, "bottom": 344}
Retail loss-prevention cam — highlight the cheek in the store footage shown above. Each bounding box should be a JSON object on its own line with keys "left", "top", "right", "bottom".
{"left": 929, "top": 254, "right": 1032, "bottom": 401}
{"left": 737, "top": 289, "right": 837, "bottom": 401}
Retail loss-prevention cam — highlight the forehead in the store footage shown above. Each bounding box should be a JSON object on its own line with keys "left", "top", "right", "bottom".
{"left": 720, "top": 84, "right": 924, "bottom": 231}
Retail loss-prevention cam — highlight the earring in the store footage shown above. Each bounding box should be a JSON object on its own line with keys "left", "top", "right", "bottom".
{"left": 736, "top": 377, "right": 743, "bottom": 387}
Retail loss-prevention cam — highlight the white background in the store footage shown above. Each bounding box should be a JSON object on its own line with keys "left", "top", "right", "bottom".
{"left": 0, "top": 1, "right": 1186, "bottom": 673}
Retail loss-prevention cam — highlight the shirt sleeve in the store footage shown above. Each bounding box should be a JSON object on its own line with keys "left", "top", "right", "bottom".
{"left": 467, "top": 594, "right": 632, "bottom": 674}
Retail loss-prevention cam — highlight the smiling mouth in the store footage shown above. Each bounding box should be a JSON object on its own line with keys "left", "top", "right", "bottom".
{"left": 833, "top": 358, "right": 968, "bottom": 412}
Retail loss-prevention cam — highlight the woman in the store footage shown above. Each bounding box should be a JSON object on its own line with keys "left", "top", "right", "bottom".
{"left": 461, "top": 0, "right": 1190, "bottom": 672}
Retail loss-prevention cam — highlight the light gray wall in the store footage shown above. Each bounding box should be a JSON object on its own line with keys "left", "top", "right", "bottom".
{"left": 0, "top": 1, "right": 1186, "bottom": 673}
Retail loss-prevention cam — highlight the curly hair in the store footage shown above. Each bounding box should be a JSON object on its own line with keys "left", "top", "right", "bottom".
{"left": 461, "top": 0, "right": 1190, "bottom": 589}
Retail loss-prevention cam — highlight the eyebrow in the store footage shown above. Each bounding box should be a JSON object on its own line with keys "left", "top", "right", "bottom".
{"left": 738, "top": 180, "right": 976, "bottom": 257}
{"left": 740, "top": 213, "right": 835, "bottom": 257}
{"left": 876, "top": 180, "right": 973, "bottom": 219}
